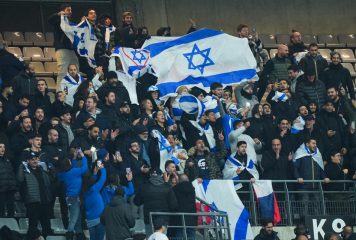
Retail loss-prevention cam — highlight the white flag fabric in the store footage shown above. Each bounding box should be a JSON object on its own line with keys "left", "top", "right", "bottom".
{"left": 144, "top": 28, "right": 257, "bottom": 97}
{"left": 192, "top": 180, "right": 254, "bottom": 240}
{"left": 151, "top": 129, "right": 172, "bottom": 172}
{"left": 60, "top": 16, "right": 97, "bottom": 68}
{"left": 111, "top": 47, "right": 150, "bottom": 78}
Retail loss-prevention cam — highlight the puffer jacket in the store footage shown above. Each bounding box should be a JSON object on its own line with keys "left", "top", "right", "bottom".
{"left": 185, "top": 140, "right": 227, "bottom": 181}
{"left": 323, "top": 63, "right": 355, "bottom": 99}
{"left": 0, "top": 156, "right": 17, "bottom": 192}
{"left": 296, "top": 78, "right": 326, "bottom": 108}
{"left": 12, "top": 70, "right": 37, "bottom": 99}
{"left": 299, "top": 53, "right": 328, "bottom": 80}
{"left": 17, "top": 163, "right": 52, "bottom": 204}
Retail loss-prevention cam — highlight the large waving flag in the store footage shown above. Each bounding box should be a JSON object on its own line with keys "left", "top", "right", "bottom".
{"left": 252, "top": 180, "right": 281, "bottom": 225}
{"left": 151, "top": 129, "right": 172, "bottom": 172}
{"left": 61, "top": 16, "right": 97, "bottom": 67}
{"left": 111, "top": 47, "right": 150, "bottom": 78}
{"left": 193, "top": 180, "right": 254, "bottom": 240}
{"left": 144, "top": 28, "right": 257, "bottom": 97}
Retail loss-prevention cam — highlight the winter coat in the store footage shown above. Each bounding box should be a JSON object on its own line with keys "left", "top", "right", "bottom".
{"left": 96, "top": 82, "right": 131, "bottom": 108}
{"left": 48, "top": 13, "right": 74, "bottom": 50}
{"left": 293, "top": 155, "right": 326, "bottom": 189}
{"left": 0, "top": 49, "right": 24, "bottom": 85}
{"left": 323, "top": 63, "right": 355, "bottom": 99}
{"left": 17, "top": 163, "right": 52, "bottom": 204}
{"left": 299, "top": 54, "right": 328, "bottom": 81}
{"left": 324, "top": 161, "right": 348, "bottom": 191}
{"left": 296, "top": 78, "right": 326, "bottom": 108}
{"left": 172, "top": 181, "right": 197, "bottom": 227}
{"left": 134, "top": 175, "right": 178, "bottom": 224}
{"left": 101, "top": 196, "right": 135, "bottom": 240}
{"left": 261, "top": 150, "right": 293, "bottom": 181}
{"left": 12, "top": 70, "right": 37, "bottom": 99}
{"left": 185, "top": 140, "right": 227, "bottom": 181}
{"left": 0, "top": 156, "right": 17, "bottom": 192}
{"left": 254, "top": 229, "right": 280, "bottom": 240}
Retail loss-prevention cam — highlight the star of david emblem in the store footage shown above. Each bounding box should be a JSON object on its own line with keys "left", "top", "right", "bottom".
{"left": 131, "top": 49, "right": 147, "bottom": 64}
{"left": 183, "top": 43, "right": 214, "bottom": 74}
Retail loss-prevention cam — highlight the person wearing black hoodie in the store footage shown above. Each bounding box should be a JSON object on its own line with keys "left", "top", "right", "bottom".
{"left": 323, "top": 51, "right": 355, "bottom": 100}
{"left": 12, "top": 63, "right": 37, "bottom": 101}
{"left": 254, "top": 219, "right": 280, "bottom": 240}
{"left": 324, "top": 151, "right": 349, "bottom": 195}
{"left": 0, "top": 41, "right": 24, "bottom": 85}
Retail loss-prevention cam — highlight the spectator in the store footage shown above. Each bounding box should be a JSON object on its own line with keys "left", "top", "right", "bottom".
{"left": 288, "top": 65, "right": 303, "bottom": 94}
{"left": 0, "top": 83, "right": 14, "bottom": 108}
{"left": 114, "top": 11, "right": 137, "bottom": 48}
{"left": 288, "top": 30, "right": 307, "bottom": 59}
{"left": 12, "top": 62, "right": 37, "bottom": 101}
{"left": 101, "top": 187, "right": 135, "bottom": 240}
{"left": 101, "top": 173, "right": 134, "bottom": 206}
{"left": 234, "top": 80, "right": 259, "bottom": 116}
{"left": 98, "top": 13, "right": 116, "bottom": 52}
{"left": 56, "top": 108, "right": 74, "bottom": 153}
{"left": 60, "top": 64, "right": 85, "bottom": 106}
{"left": 134, "top": 169, "right": 178, "bottom": 237}
{"left": 33, "top": 79, "right": 52, "bottom": 118}
{"left": 299, "top": 43, "right": 328, "bottom": 81}
{"left": 324, "top": 151, "right": 349, "bottom": 196}
{"left": 6, "top": 93, "right": 32, "bottom": 125}
{"left": 32, "top": 106, "right": 47, "bottom": 132}
{"left": 48, "top": 3, "right": 79, "bottom": 89}
{"left": 341, "top": 225, "right": 356, "bottom": 240}
{"left": 82, "top": 162, "right": 107, "bottom": 240}
{"left": 0, "top": 40, "right": 24, "bottom": 85}
{"left": 51, "top": 91, "right": 72, "bottom": 118}
{"left": 323, "top": 51, "right": 355, "bottom": 100}
{"left": 136, "top": 27, "right": 151, "bottom": 48}
{"left": 295, "top": 235, "right": 309, "bottom": 240}
{"left": 148, "top": 220, "right": 169, "bottom": 240}
{"left": 0, "top": 143, "right": 17, "bottom": 217}
{"left": 17, "top": 151, "right": 53, "bottom": 238}
{"left": 74, "top": 96, "right": 102, "bottom": 130}
{"left": 73, "top": 80, "right": 100, "bottom": 111}
{"left": 57, "top": 149, "right": 87, "bottom": 240}
{"left": 296, "top": 68, "right": 327, "bottom": 109}
{"left": 254, "top": 219, "right": 280, "bottom": 240}
{"left": 163, "top": 160, "right": 179, "bottom": 187}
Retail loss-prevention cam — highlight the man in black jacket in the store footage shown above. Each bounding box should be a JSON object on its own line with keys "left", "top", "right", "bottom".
{"left": 12, "top": 63, "right": 37, "bottom": 101}
{"left": 0, "top": 41, "right": 24, "bottom": 85}
{"left": 254, "top": 219, "right": 280, "bottom": 240}
{"left": 134, "top": 169, "right": 178, "bottom": 237}
{"left": 33, "top": 79, "right": 52, "bottom": 119}
{"left": 324, "top": 151, "right": 349, "bottom": 196}
{"left": 48, "top": 3, "right": 79, "bottom": 89}
{"left": 299, "top": 43, "right": 328, "bottom": 81}
{"left": 114, "top": 12, "right": 137, "bottom": 48}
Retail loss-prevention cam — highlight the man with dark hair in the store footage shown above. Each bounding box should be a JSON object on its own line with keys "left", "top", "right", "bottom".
{"left": 33, "top": 79, "right": 52, "bottom": 118}
{"left": 12, "top": 62, "right": 37, "bottom": 101}
{"left": 299, "top": 43, "right": 328, "bottom": 81}
{"left": 254, "top": 219, "right": 280, "bottom": 240}
{"left": 288, "top": 30, "right": 306, "bottom": 58}
{"left": 74, "top": 96, "right": 102, "bottom": 130}
{"left": 56, "top": 108, "right": 73, "bottom": 154}
{"left": 0, "top": 40, "right": 24, "bottom": 86}
{"left": 341, "top": 225, "right": 356, "bottom": 240}
{"left": 5, "top": 94, "right": 32, "bottom": 124}
{"left": 114, "top": 11, "right": 137, "bottom": 48}
{"left": 48, "top": 3, "right": 79, "bottom": 89}
{"left": 288, "top": 64, "right": 303, "bottom": 94}
{"left": 210, "top": 82, "right": 223, "bottom": 99}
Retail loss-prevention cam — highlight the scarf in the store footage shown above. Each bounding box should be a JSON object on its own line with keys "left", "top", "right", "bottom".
{"left": 190, "top": 120, "right": 216, "bottom": 152}
{"left": 63, "top": 73, "right": 84, "bottom": 86}
{"left": 293, "top": 143, "right": 324, "bottom": 170}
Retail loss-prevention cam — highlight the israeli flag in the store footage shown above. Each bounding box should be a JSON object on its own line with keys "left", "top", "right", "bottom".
{"left": 193, "top": 180, "right": 254, "bottom": 240}
{"left": 271, "top": 91, "right": 288, "bottom": 102}
{"left": 144, "top": 28, "right": 257, "bottom": 97}
{"left": 61, "top": 16, "right": 97, "bottom": 67}
{"left": 293, "top": 143, "right": 324, "bottom": 170}
{"left": 202, "top": 95, "right": 220, "bottom": 119}
{"left": 111, "top": 47, "right": 150, "bottom": 78}
{"left": 151, "top": 129, "right": 172, "bottom": 172}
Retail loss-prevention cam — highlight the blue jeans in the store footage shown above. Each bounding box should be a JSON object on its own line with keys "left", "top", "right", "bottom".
{"left": 66, "top": 197, "right": 82, "bottom": 233}
{"left": 89, "top": 223, "right": 105, "bottom": 240}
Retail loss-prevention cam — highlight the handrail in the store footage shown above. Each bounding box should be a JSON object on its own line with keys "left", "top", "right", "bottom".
{"left": 195, "top": 196, "right": 225, "bottom": 213}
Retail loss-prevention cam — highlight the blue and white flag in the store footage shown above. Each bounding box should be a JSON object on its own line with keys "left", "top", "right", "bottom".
{"left": 291, "top": 116, "right": 305, "bottom": 134}
{"left": 202, "top": 95, "right": 220, "bottom": 119}
{"left": 144, "top": 28, "right": 257, "bottom": 97}
{"left": 151, "top": 129, "right": 172, "bottom": 172}
{"left": 272, "top": 91, "right": 288, "bottom": 102}
{"left": 193, "top": 180, "right": 254, "bottom": 240}
{"left": 111, "top": 47, "right": 150, "bottom": 78}
{"left": 253, "top": 180, "right": 281, "bottom": 225}
{"left": 61, "top": 16, "right": 97, "bottom": 67}
{"left": 293, "top": 143, "right": 324, "bottom": 170}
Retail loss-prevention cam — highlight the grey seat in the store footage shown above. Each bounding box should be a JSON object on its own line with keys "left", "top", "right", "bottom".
{"left": 3, "top": 31, "right": 32, "bottom": 46}
{"left": 338, "top": 34, "right": 356, "bottom": 48}
{"left": 269, "top": 49, "right": 277, "bottom": 58}
{"left": 45, "top": 32, "right": 54, "bottom": 44}
{"left": 44, "top": 47, "right": 56, "bottom": 61}
{"left": 0, "top": 218, "right": 20, "bottom": 231}
{"left": 336, "top": 49, "right": 356, "bottom": 63}
{"left": 275, "top": 34, "right": 290, "bottom": 44}
{"left": 318, "top": 34, "right": 345, "bottom": 48}
{"left": 318, "top": 48, "right": 331, "bottom": 61}
{"left": 259, "top": 34, "right": 277, "bottom": 48}
{"left": 341, "top": 63, "right": 356, "bottom": 77}
{"left": 25, "top": 32, "right": 52, "bottom": 47}
{"left": 23, "top": 47, "right": 52, "bottom": 61}
{"left": 302, "top": 34, "right": 323, "bottom": 47}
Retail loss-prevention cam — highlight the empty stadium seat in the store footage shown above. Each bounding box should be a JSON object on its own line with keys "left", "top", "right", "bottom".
{"left": 269, "top": 49, "right": 277, "bottom": 58}
{"left": 275, "top": 34, "right": 290, "bottom": 44}
{"left": 30, "top": 62, "right": 51, "bottom": 76}
{"left": 25, "top": 32, "right": 52, "bottom": 47}
{"left": 318, "top": 34, "right": 345, "bottom": 48}
{"left": 338, "top": 34, "right": 356, "bottom": 48}
{"left": 23, "top": 47, "right": 51, "bottom": 61}
{"left": 302, "top": 34, "right": 324, "bottom": 47}
{"left": 6, "top": 46, "right": 24, "bottom": 59}
{"left": 0, "top": 218, "right": 20, "bottom": 231}
{"left": 44, "top": 47, "right": 56, "bottom": 61}
{"left": 318, "top": 48, "right": 331, "bottom": 60}
{"left": 341, "top": 63, "right": 356, "bottom": 77}
{"left": 44, "top": 62, "right": 58, "bottom": 74}
{"left": 3, "top": 31, "right": 32, "bottom": 46}
{"left": 45, "top": 32, "right": 54, "bottom": 44}
{"left": 336, "top": 49, "right": 356, "bottom": 63}
{"left": 39, "top": 77, "right": 56, "bottom": 91}
{"left": 259, "top": 34, "right": 277, "bottom": 48}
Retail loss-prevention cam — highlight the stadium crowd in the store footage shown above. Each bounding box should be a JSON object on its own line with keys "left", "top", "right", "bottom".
{"left": 0, "top": 2, "right": 356, "bottom": 240}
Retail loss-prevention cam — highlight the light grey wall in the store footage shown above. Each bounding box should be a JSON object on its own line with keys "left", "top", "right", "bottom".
{"left": 114, "top": 0, "right": 356, "bottom": 35}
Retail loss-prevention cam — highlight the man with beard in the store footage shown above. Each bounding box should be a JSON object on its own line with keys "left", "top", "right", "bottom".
{"left": 114, "top": 12, "right": 137, "bottom": 48}
{"left": 12, "top": 62, "right": 37, "bottom": 101}
{"left": 288, "top": 30, "right": 307, "bottom": 59}
{"left": 234, "top": 80, "right": 259, "bottom": 117}
{"left": 299, "top": 43, "right": 328, "bottom": 81}
{"left": 74, "top": 96, "right": 102, "bottom": 130}
{"left": 32, "top": 107, "right": 47, "bottom": 132}
{"left": 254, "top": 219, "right": 280, "bottom": 240}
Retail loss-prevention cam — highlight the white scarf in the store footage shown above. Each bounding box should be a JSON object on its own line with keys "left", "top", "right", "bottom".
{"left": 190, "top": 120, "right": 216, "bottom": 152}
{"left": 293, "top": 143, "right": 324, "bottom": 170}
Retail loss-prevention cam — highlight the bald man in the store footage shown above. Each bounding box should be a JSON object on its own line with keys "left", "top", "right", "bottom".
{"left": 288, "top": 31, "right": 307, "bottom": 57}
{"left": 259, "top": 44, "right": 292, "bottom": 98}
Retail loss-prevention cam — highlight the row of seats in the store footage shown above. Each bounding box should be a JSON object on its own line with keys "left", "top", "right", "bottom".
{"left": 257, "top": 34, "right": 356, "bottom": 48}
{"left": 0, "top": 32, "right": 53, "bottom": 47}
{"left": 7, "top": 47, "right": 56, "bottom": 61}
{"left": 0, "top": 217, "right": 65, "bottom": 234}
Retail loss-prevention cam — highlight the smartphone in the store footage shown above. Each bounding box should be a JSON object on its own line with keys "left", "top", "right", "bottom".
{"left": 97, "top": 160, "right": 102, "bottom": 168}
{"left": 115, "top": 150, "right": 121, "bottom": 158}
{"left": 126, "top": 168, "right": 131, "bottom": 174}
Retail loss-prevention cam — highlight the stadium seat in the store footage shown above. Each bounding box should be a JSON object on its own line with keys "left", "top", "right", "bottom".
{"left": 45, "top": 32, "right": 54, "bottom": 44}
{"left": 6, "top": 46, "right": 24, "bottom": 59}
{"left": 269, "top": 49, "right": 277, "bottom": 58}
{"left": 0, "top": 218, "right": 20, "bottom": 231}
{"left": 302, "top": 34, "right": 323, "bottom": 47}
{"left": 44, "top": 47, "right": 56, "bottom": 61}
{"left": 336, "top": 49, "right": 356, "bottom": 63}
{"left": 3, "top": 31, "right": 32, "bottom": 46}
{"left": 338, "top": 34, "right": 356, "bottom": 48}
{"left": 30, "top": 62, "right": 51, "bottom": 76}
{"left": 275, "top": 34, "right": 290, "bottom": 44}
{"left": 318, "top": 48, "right": 331, "bottom": 61}
{"left": 44, "top": 62, "right": 58, "bottom": 74}
{"left": 25, "top": 32, "right": 52, "bottom": 47}
{"left": 46, "top": 236, "right": 66, "bottom": 240}
{"left": 39, "top": 77, "right": 56, "bottom": 91}
{"left": 317, "top": 34, "right": 345, "bottom": 48}
{"left": 341, "top": 63, "right": 356, "bottom": 77}
{"left": 259, "top": 34, "right": 277, "bottom": 48}
{"left": 23, "top": 47, "right": 51, "bottom": 61}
